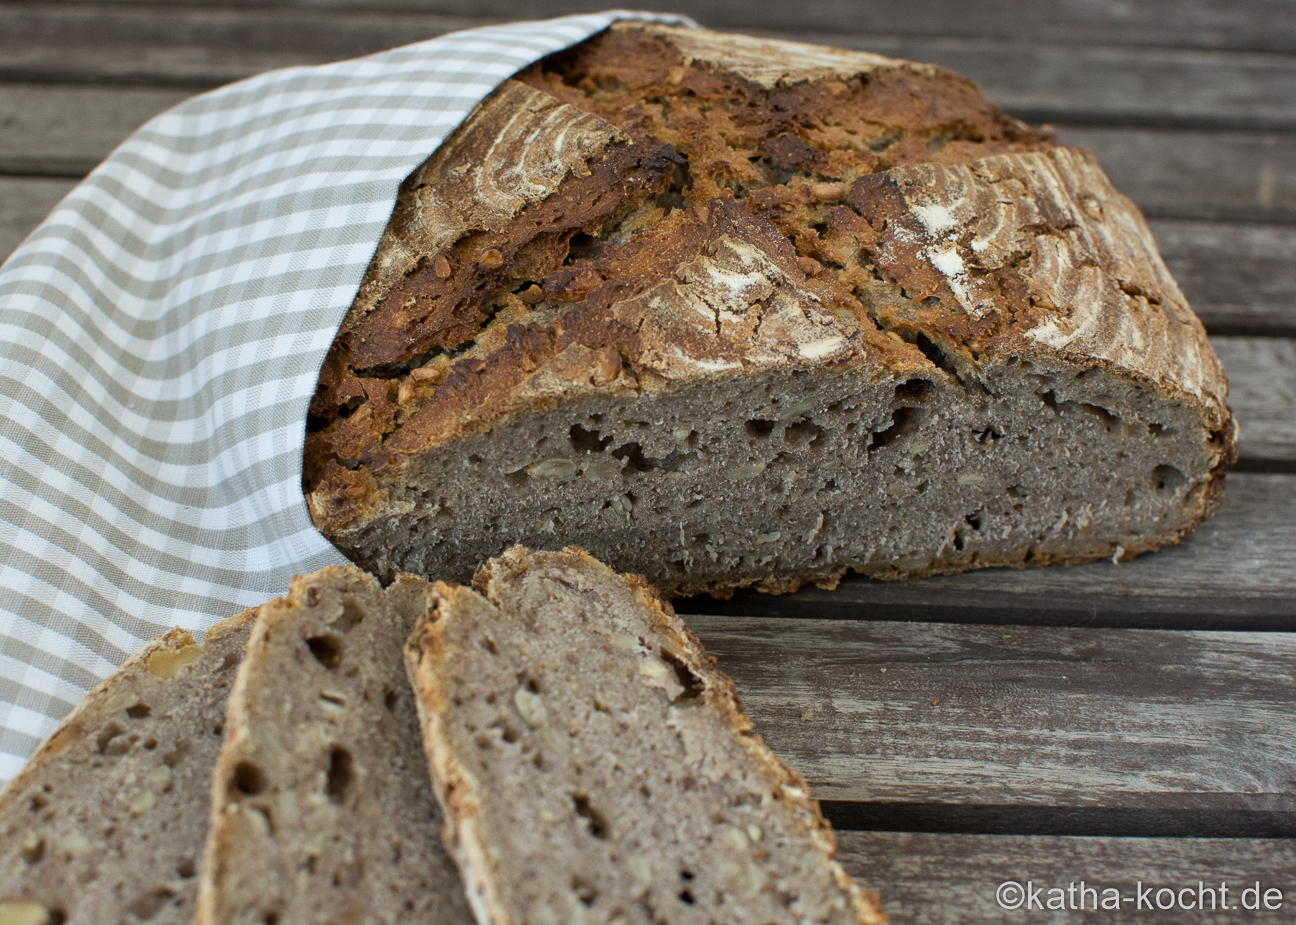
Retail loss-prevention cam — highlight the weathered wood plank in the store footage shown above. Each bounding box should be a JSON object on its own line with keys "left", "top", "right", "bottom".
{"left": 1211, "top": 338, "right": 1296, "bottom": 463}
{"left": 684, "top": 472, "right": 1296, "bottom": 630}
{"left": 0, "top": 84, "right": 191, "bottom": 177}
{"left": 4, "top": 6, "right": 1296, "bottom": 132}
{"left": 684, "top": 616, "right": 1296, "bottom": 834}
{"left": 838, "top": 832, "right": 1295, "bottom": 924}
{"left": 812, "top": 35, "right": 1296, "bottom": 130}
{"left": 1151, "top": 220, "right": 1296, "bottom": 337}
{"left": 0, "top": 4, "right": 485, "bottom": 87}
{"left": 94, "top": 0, "right": 1296, "bottom": 56}
{"left": 0, "top": 177, "right": 77, "bottom": 264}
{"left": 1062, "top": 126, "right": 1296, "bottom": 225}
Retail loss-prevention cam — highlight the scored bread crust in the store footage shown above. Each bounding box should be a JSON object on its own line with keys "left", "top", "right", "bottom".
{"left": 404, "top": 545, "right": 887, "bottom": 925}
{"left": 306, "top": 22, "right": 1234, "bottom": 596}
{"left": 0, "top": 610, "right": 255, "bottom": 925}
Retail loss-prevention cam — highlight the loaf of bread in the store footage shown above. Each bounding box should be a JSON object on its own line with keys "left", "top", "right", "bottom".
{"left": 404, "top": 545, "right": 886, "bottom": 925}
{"left": 0, "top": 610, "right": 254, "bottom": 925}
{"left": 305, "top": 23, "right": 1234, "bottom": 597}
{"left": 195, "top": 566, "right": 472, "bottom": 925}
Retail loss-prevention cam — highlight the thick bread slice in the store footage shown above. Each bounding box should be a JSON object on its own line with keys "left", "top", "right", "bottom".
{"left": 404, "top": 546, "right": 887, "bottom": 925}
{"left": 0, "top": 609, "right": 255, "bottom": 925}
{"left": 306, "top": 23, "right": 1234, "bottom": 598}
{"left": 195, "top": 565, "right": 472, "bottom": 925}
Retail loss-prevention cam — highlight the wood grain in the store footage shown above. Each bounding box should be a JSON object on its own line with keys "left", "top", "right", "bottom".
{"left": 838, "top": 832, "right": 1295, "bottom": 924}
{"left": 89, "top": 0, "right": 1296, "bottom": 56}
{"left": 0, "top": 177, "right": 77, "bottom": 262}
{"left": 1210, "top": 338, "right": 1296, "bottom": 462}
{"left": 0, "top": 84, "right": 191, "bottom": 177}
{"left": 3, "top": 6, "right": 1296, "bottom": 133}
{"left": 683, "top": 472, "right": 1296, "bottom": 630}
{"left": 817, "top": 34, "right": 1296, "bottom": 131}
{"left": 1062, "top": 126, "right": 1296, "bottom": 225}
{"left": 1151, "top": 221, "right": 1296, "bottom": 337}
{"left": 0, "top": 3, "right": 484, "bottom": 87}
{"left": 683, "top": 615, "right": 1296, "bottom": 834}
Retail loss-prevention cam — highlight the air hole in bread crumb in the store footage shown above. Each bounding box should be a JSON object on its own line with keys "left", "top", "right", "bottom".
{"left": 232, "top": 761, "right": 268, "bottom": 795}
{"left": 48, "top": 909, "right": 67, "bottom": 925}
{"left": 572, "top": 876, "right": 599, "bottom": 906}
{"left": 326, "top": 747, "right": 354, "bottom": 804}
{"left": 306, "top": 634, "right": 343, "bottom": 670}
{"left": 176, "top": 857, "right": 197, "bottom": 879}
{"left": 96, "top": 721, "right": 125, "bottom": 754}
{"left": 127, "top": 886, "right": 176, "bottom": 920}
{"left": 126, "top": 703, "right": 151, "bottom": 719}
{"left": 784, "top": 418, "right": 826, "bottom": 448}
{"left": 679, "top": 889, "right": 696, "bottom": 905}
{"left": 570, "top": 424, "right": 612, "bottom": 454}
{"left": 571, "top": 794, "right": 608, "bottom": 839}
{"left": 335, "top": 598, "right": 365, "bottom": 633}
{"left": 1152, "top": 465, "right": 1187, "bottom": 494}
{"left": 20, "top": 836, "right": 44, "bottom": 864}
{"left": 383, "top": 686, "right": 399, "bottom": 712}
{"left": 745, "top": 419, "right": 775, "bottom": 439}
{"left": 480, "top": 637, "right": 499, "bottom": 655}
{"left": 869, "top": 406, "right": 923, "bottom": 453}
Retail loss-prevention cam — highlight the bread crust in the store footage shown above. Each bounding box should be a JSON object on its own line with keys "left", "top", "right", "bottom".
{"left": 305, "top": 22, "right": 1233, "bottom": 594}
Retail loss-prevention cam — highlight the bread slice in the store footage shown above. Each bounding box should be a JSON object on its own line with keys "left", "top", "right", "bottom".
{"left": 195, "top": 565, "right": 472, "bottom": 925}
{"left": 404, "top": 546, "right": 887, "bottom": 925}
{"left": 0, "top": 609, "right": 255, "bottom": 925}
{"left": 305, "top": 23, "right": 1234, "bottom": 597}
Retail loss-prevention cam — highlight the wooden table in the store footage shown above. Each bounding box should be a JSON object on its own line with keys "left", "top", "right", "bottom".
{"left": 4, "top": 2, "right": 1293, "bottom": 921}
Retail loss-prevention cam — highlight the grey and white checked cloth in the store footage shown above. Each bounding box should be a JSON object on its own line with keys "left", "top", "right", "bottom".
{"left": 0, "top": 10, "right": 692, "bottom": 782}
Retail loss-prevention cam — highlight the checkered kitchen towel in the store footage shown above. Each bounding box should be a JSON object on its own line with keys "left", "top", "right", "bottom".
{"left": 0, "top": 10, "right": 693, "bottom": 782}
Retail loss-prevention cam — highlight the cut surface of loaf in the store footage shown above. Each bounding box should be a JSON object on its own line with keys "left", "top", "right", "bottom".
{"left": 196, "top": 565, "right": 472, "bottom": 925}
{"left": 0, "top": 609, "right": 255, "bottom": 925}
{"left": 404, "top": 545, "right": 887, "bottom": 925}
{"left": 306, "top": 22, "right": 1235, "bottom": 596}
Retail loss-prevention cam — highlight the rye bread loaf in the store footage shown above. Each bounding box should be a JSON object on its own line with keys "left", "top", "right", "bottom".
{"left": 306, "top": 22, "right": 1235, "bottom": 597}
{"left": 0, "top": 609, "right": 255, "bottom": 925}
{"left": 404, "top": 545, "right": 887, "bottom": 925}
{"left": 195, "top": 565, "right": 472, "bottom": 925}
